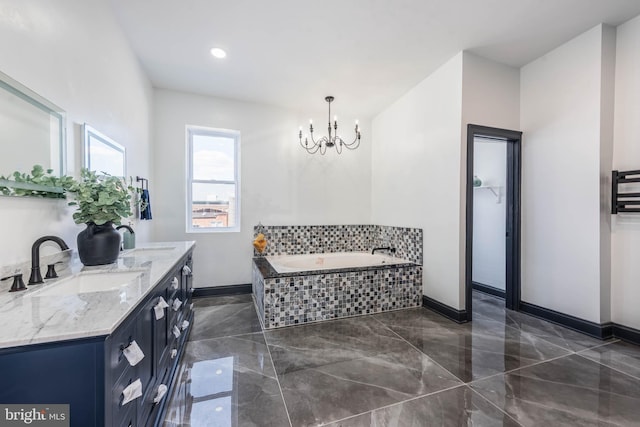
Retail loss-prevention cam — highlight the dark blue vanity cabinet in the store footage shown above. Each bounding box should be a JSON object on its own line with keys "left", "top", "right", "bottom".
{"left": 0, "top": 251, "right": 194, "bottom": 427}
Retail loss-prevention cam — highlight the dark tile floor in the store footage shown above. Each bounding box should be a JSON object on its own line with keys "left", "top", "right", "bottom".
{"left": 162, "top": 292, "right": 640, "bottom": 426}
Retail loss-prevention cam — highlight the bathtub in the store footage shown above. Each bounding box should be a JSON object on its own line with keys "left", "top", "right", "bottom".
{"left": 265, "top": 252, "right": 410, "bottom": 274}
{"left": 253, "top": 251, "right": 422, "bottom": 329}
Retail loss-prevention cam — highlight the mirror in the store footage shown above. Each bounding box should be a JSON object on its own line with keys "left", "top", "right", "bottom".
{"left": 0, "top": 70, "right": 66, "bottom": 187}
{"left": 83, "top": 124, "right": 126, "bottom": 177}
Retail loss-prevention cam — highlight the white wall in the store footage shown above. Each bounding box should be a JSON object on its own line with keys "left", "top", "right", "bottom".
{"left": 612, "top": 14, "right": 640, "bottom": 330}
{"left": 461, "top": 52, "right": 520, "bottom": 304}
{"left": 371, "top": 53, "right": 464, "bottom": 309}
{"left": 472, "top": 139, "right": 507, "bottom": 290}
{"left": 371, "top": 52, "right": 519, "bottom": 310}
{"left": 152, "top": 89, "right": 371, "bottom": 287}
{"left": 520, "top": 24, "right": 615, "bottom": 323}
{"left": 0, "top": 0, "right": 153, "bottom": 265}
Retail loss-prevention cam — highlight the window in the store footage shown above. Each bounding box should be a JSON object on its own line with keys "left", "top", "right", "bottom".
{"left": 186, "top": 126, "right": 240, "bottom": 232}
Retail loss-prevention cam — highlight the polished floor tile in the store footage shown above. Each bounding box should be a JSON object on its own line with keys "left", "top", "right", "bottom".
{"left": 579, "top": 340, "right": 640, "bottom": 379}
{"left": 471, "top": 354, "right": 640, "bottom": 427}
{"left": 374, "top": 308, "right": 571, "bottom": 382}
{"left": 189, "top": 301, "right": 262, "bottom": 341}
{"left": 163, "top": 333, "right": 290, "bottom": 427}
{"left": 165, "top": 292, "right": 640, "bottom": 427}
{"left": 324, "top": 386, "right": 521, "bottom": 427}
{"left": 472, "top": 294, "right": 606, "bottom": 352}
{"left": 265, "top": 316, "right": 462, "bottom": 426}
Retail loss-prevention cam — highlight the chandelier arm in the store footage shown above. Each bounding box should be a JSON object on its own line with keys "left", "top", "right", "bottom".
{"left": 309, "top": 132, "right": 319, "bottom": 145}
{"left": 300, "top": 139, "right": 318, "bottom": 151}
{"left": 300, "top": 133, "right": 322, "bottom": 150}
{"left": 304, "top": 141, "right": 322, "bottom": 154}
{"left": 341, "top": 134, "right": 361, "bottom": 150}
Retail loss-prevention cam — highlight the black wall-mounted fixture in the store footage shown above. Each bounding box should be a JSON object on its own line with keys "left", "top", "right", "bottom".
{"left": 136, "top": 176, "right": 148, "bottom": 191}
{"left": 611, "top": 170, "right": 640, "bottom": 214}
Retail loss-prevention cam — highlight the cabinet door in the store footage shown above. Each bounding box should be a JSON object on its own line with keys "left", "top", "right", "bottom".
{"left": 181, "top": 256, "right": 194, "bottom": 317}
{"left": 136, "top": 297, "right": 155, "bottom": 398}
{"left": 153, "top": 281, "right": 171, "bottom": 371}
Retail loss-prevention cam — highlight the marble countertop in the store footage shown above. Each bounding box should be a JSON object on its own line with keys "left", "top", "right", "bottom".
{"left": 0, "top": 241, "right": 195, "bottom": 350}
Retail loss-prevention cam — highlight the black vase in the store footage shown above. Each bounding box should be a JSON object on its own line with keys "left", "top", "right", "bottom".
{"left": 77, "top": 222, "right": 121, "bottom": 266}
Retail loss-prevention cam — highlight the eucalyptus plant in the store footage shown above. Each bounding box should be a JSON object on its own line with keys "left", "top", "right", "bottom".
{"left": 67, "top": 169, "right": 134, "bottom": 226}
{"left": 0, "top": 165, "right": 75, "bottom": 198}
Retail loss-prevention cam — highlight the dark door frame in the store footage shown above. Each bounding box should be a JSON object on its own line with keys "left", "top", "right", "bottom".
{"left": 465, "top": 124, "right": 523, "bottom": 319}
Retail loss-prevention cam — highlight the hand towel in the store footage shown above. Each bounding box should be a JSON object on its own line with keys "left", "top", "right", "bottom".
{"left": 140, "top": 189, "right": 152, "bottom": 220}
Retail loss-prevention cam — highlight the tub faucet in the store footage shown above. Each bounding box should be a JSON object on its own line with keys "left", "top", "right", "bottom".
{"left": 371, "top": 247, "right": 396, "bottom": 255}
{"left": 28, "top": 236, "right": 69, "bottom": 285}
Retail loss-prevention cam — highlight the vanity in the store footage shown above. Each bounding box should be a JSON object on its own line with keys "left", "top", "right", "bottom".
{"left": 0, "top": 242, "right": 195, "bottom": 427}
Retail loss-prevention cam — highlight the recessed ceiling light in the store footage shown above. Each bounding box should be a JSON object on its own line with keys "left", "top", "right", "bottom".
{"left": 210, "top": 47, "right": 227, "bottom": 59}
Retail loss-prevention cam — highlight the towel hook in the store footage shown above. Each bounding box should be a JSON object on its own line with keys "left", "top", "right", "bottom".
{"left": 136, "top": 176, "right": 148, "bottom": 191}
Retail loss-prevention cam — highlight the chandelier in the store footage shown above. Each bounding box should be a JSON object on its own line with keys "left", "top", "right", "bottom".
{"left": 299, "top": 96, "right": 361, "bottom": 155}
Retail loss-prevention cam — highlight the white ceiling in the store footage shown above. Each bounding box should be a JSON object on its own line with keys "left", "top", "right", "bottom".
{"left": 109, "top": 0, "right": 640, "bottom": 119}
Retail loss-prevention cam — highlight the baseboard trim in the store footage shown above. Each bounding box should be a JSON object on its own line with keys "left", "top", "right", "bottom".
{"left": 519, "top": 301, "right": 610, "bottom": 339}
{"left": 612, "top": 324, "right": 640, "bottom": 346}
{"left": 472, "top": 282, "right": 506, "bottom": 299}
{"left": 192, "top": 284, "right": 252, "bottom": 298}
{"left": 422, "top": 295, "right": 469, "bottom": 323}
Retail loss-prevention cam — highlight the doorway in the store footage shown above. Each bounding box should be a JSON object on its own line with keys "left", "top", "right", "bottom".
{"left": 465, "top": 124, "right": 522, "bottom": 319}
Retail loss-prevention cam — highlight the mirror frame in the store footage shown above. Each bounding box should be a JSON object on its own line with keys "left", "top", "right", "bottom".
{"left": 82, "top": 124, "right": 126, "bottom": 177}
{"left": 0, "top": 70, "right": 66, "bottom": 177}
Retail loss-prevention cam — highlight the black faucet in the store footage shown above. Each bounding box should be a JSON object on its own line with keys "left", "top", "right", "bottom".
{"left": 28, "top": 236, "right": 69, "bottom": 285}
{"left": 371, "top": 247, "right": 396, "bottom": 255}
{"left": 116, "top": 225, "right": 134, "bottom": 251}
{"left": 116, "top": 225, "right": 134, "bottom": 234}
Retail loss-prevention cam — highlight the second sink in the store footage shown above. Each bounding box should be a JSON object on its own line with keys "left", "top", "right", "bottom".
{"left": 28, "top": 271, "right": 144, "bottom": 297}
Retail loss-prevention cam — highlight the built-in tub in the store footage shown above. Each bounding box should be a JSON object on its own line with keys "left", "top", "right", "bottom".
{"left": 252, "top": 251, "right": 422, "bottom": 329}
{"left": 265, "top": 252, "right": 410, "bottom": 274}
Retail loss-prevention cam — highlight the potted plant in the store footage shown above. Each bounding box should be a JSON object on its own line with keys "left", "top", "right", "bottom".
{"left": 68, "top": 169, "right": 135, "bottom": 266}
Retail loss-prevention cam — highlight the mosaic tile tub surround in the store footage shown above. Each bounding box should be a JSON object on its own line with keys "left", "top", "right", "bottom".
{"left": 252, "top": 224, "right": 423, "bottom": 329}
{"left": 253, "top": 224, "right": 423, "bottom": 265}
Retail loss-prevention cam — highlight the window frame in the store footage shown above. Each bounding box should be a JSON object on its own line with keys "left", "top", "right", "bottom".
{"left": 186, "top": 125, "right": 241, "bottom": 233}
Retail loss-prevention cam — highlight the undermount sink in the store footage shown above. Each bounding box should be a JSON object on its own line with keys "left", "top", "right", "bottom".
{"left": 28, "top": 271, "right": 144, "bottom": 297}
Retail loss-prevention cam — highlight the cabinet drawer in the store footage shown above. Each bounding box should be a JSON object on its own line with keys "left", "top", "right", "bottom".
{"left": 136, "top": 298, "right": 156, "bottom": 398}
{"left": 112, "top": 369, "right": 141, "bottom": 426}
{"left": 108, "top": 318, "right": 137, "bottom": 383}
{"left": 117, "top": 403, "right": 136, "bottom": 427}
{"left": 138, "top": 381, "right": 169, "bottom": 427}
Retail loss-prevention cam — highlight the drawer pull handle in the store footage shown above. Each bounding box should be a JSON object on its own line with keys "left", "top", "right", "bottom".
{"left": 171, "top": 277, "right": 179, "bottom": 290}
{"left": 181, "top": 320, "right": 190, "bottom": 331}
{"left": 154, "top": 297, "right": 170, "bottom": 320}
{"left": 170, "top": 348, "right": 178, "bottom": 359}
{"left": 153, "top": 384, "right": 168, "bottom": 404}
{"left": 122, "top": 340, "right": 145, "bottom": 366}
{"left": 172, "top": 298, "right": 182, "bottom": 311}
{"left": 172, "top": 325, "right": 181, "bottom": 339}
{"left": 189, "top": 302, "right": 194, "bottom": 311}
{"left": 182, "top": 265, "right": 192, "bottom": 276}
{"left": 121, "top": 378, "right": 143, "bottom": 405}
